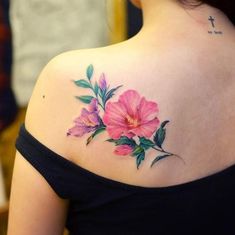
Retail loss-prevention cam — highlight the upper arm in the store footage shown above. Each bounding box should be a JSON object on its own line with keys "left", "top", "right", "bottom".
{"left": 7, "top": 151, "right": 68, "bottom": 235}
{"left": 8, "top": 52, "right": 80, "bottom": 235}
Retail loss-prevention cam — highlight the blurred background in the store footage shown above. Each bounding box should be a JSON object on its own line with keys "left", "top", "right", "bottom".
{"left": 0, "top": 0, "right": 142, "bottom": 234}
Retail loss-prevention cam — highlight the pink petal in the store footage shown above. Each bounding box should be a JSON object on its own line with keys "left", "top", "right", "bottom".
{"left": 67, "top": 125, "right": 87, "bottom": 137}
{"left": 118, "top": 90, "right": 141, "bottom": 117}
{"left": 123, "top": 131, "right": 135, "bottom": 139}
{"left": 88, "top": 98, "right": 98, "bottom": 112}
{"left": 138, "top": 97, "right": 159, "bottom": 121}
{"left": 132, "top": 118, "right": 160, "bottom": 138}
{"left": 103, "top": 102, "right": 127, "bottom": 125}
{"left": 114, "top": 145, "right": 133, "bottom": 155}
{"left": 87, "top": 113, "right": 100, "bottom": 127}
{"left": 99, "top": 73, "right": 107, "bottom": 90}
{"left": 106, "top": 125, "right": 128, "bottom": 139}
{"left": 77, "top": 108, "right": 90, "bottom": 122}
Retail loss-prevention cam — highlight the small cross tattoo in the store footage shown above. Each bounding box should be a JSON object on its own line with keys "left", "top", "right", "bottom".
{"left": 208, "top": 16, "right": 215, "bottom": 28}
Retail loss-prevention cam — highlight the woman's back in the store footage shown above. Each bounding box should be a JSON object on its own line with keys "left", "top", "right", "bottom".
{"left": 25, "top": 2, "right": 235, "bottom": 188}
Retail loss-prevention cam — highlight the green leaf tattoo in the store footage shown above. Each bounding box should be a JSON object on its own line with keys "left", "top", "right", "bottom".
{"left": 139, "top": 137, "right": 155, "bottom": 150}
{"left": 86, "top": 127, "right": 106, "bottom": 145}
{"left": 86, "top": 64, "right": 94, "bottom": 80}
{"left": 94, "top": 82, "right": 99, "bottom": 96}
{"left": 107, "top": 136, "right": 136, "bottom": 147}
{"left": 76, "top": 95, "right": 94, "bottom": 104}
{"left": 136, "top": 151, "right": 145, "bottom": 169}
{"left": 132, "top": 146, "right": 145, "bottom": 156}
{"left": 74, "top": 79, "right": 92, "bottom": 89}
{"left": 104, "top": 85, "right": 123, "bottom": 106}
{"left": 153, "top": 120, "right": 170, "bottom": 148}
{"left": 150, "top": 154, "right": 172, "bottom": 167}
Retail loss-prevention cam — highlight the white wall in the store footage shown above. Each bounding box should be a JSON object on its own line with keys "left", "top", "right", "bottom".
{"left": 10, "top": 0, "right": 112, "bottom": 106}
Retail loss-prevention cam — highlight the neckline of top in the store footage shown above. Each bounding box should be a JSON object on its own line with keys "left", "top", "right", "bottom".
{"left": 21, "top": 124, "right": 235, "bottom": 193}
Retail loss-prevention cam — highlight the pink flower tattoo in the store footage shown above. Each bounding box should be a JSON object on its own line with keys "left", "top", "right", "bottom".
{"left": 103, "top": 90, "right": 160, "bottom": 139}
{"left": 99, "top": 73, "right": 107, "bottom": 91}
{"left": 67, "top": 65, "right": 183, "bottom": 169}
{"left": 67, "top": 98, "right": 101, "bottom": 137}
{"left": 114, "top": 145, "right": 134, "bottom": 156}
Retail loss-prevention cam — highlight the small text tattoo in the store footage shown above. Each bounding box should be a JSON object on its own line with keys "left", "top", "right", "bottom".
{"left": 208, "top": 16, "right": 223, "bottom": 35}
{"left": 66, "top": 65, "right": 184, "bottom": 169}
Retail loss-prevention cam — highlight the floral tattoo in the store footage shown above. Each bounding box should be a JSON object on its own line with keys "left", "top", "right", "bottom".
{"left": 67, "top": 65, "right": 183, "bottom": 169}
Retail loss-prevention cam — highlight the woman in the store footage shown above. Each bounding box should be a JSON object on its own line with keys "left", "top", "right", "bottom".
{"left": 7, "top": 0, "right": 235, "bottom": 234}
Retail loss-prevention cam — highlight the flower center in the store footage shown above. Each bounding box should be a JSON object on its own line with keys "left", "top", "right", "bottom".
{"left": 126, "top": 115, "right": 139, "bottom": 128}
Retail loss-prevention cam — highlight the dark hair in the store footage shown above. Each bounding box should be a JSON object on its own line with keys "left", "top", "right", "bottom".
{"left": 178, "top": 0, "right": 235, "bottom": 24}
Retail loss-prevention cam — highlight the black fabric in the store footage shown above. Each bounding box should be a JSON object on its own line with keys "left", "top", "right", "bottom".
{"left": 127, "top": 1, "right": 142, "bottom": 38}
{"left": 16, "top": 124, "right": 235, "bottom": 235}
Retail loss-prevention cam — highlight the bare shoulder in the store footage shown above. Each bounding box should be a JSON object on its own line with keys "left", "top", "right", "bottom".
{"left": 25, "top": 41, "right": 235, "bottom": 187}
{"left": 25, "top": 48, "right": 107, "bottom": 159}
{"left": 24, "top": 45, "right": 135, "bottom": 163}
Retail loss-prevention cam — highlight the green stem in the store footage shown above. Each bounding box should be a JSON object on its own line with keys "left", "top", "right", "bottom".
{"left": 97, "top": 100, "right": 105, "bottom": 110}
{"left": 152, "top": 146, "right": 172, "bottom": 155}
{"left": 88, "top": 81, "right": 105, "bottom": 111}
{"left": 151, "top": 146, "right": 185, "bottom": 164}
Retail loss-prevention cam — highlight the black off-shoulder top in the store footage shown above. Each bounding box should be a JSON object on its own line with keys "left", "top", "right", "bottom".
{"left": 16, "top": 124, "right": 235, "bottom": 235}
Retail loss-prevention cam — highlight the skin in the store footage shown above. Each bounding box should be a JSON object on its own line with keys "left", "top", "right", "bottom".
{"left": 8, "top": 0, "right": 235, "bottom": 234}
